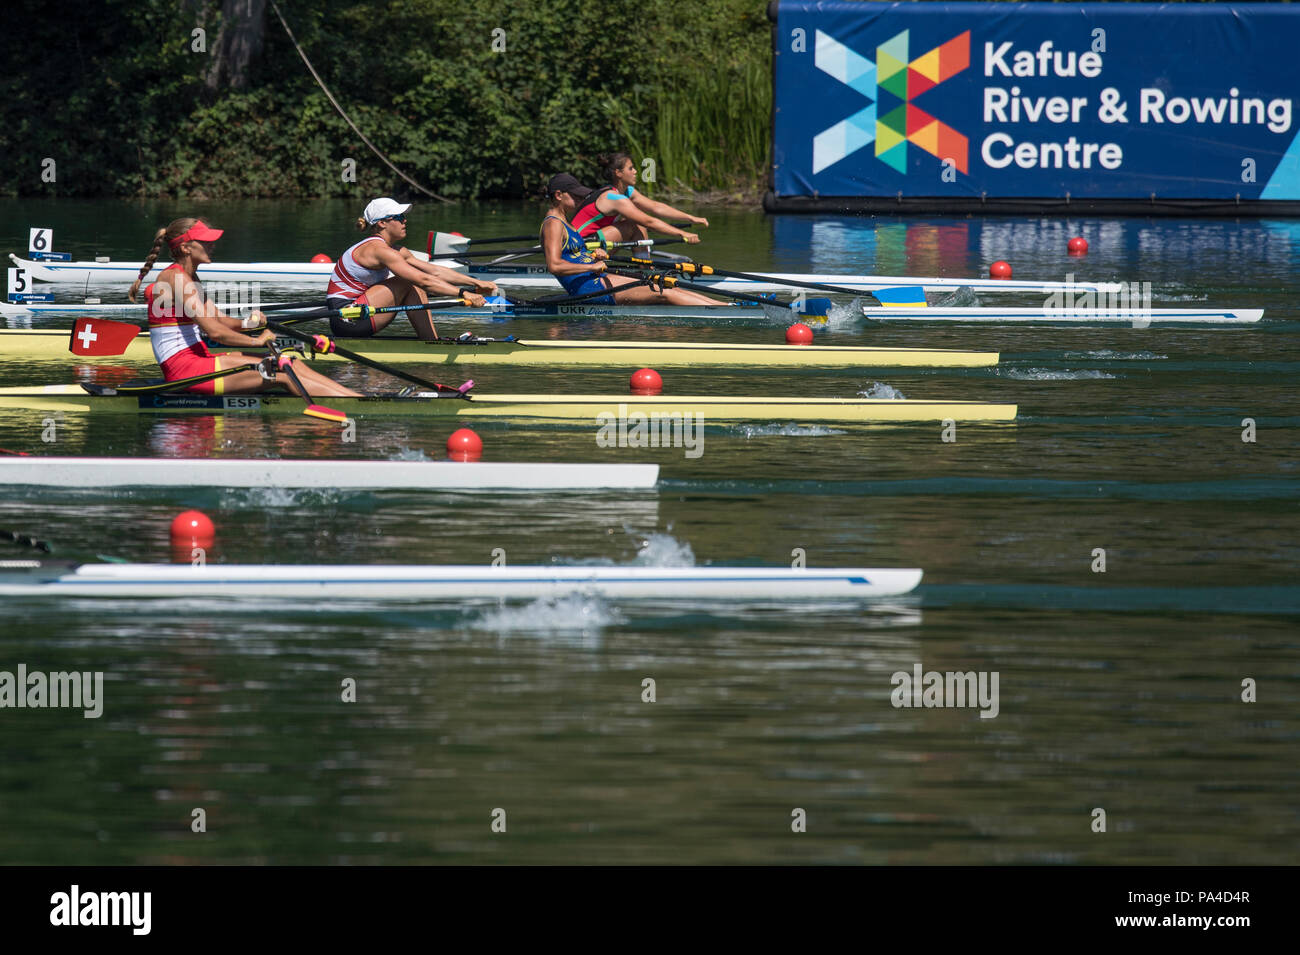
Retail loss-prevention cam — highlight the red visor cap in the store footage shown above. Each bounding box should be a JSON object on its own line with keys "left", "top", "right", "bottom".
{"left": 169, "top": 221, "right": 224, "bottom": 249}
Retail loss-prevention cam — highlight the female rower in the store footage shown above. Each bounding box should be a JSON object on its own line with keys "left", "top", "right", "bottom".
{"left": 541, "top": 174, "right": 718, "bottom": 306}
{"left": 570, "top": 152, "right": 708, "bottom": 245}
{"left": 326, "top": 197, "right": 499, "bottom": 340}
{"left": 127, "top": 217, "right": 360, "bottom": 397}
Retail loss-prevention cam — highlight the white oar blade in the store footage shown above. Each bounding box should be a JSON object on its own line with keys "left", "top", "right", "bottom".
{"left": 431, "top": 231, "right": 472, "bottom": 255}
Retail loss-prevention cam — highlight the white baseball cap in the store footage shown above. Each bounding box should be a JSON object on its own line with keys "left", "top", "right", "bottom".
{"left": 363, "top": 198, "right": 412, "bottom": 223}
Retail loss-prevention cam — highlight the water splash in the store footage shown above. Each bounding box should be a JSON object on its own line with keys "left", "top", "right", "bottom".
{"left": 858, "top": 381, "right": 906, "bottom": 399}
{"left": 734, "top": 423, "right": 848, "bottom": 438}
{"left": 1062, "top": 350, "right": 1167, "bottom": 360}
{"left": 629, "top": 531, "right": 696, "bottom": 567}
{"left": 1000, "top": 367, "right": 1118, "bottom": 381}
{"left": 218, "top": 486, "right": 345, "bottom": 508}
{"left": 469, "top": 593, "right": 625, "bottom": 635}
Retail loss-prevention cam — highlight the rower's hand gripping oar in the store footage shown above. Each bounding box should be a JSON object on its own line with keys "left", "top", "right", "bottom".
{"left": 263, "top": 319, "right": 473, "bottom": 398}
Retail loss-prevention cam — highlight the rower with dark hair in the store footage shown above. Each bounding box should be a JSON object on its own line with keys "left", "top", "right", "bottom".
{"left": 571, "top": 152, "right": 709, "bottom": 245}
{"left": 541, "top": 174, "right": 717, "bottom": 307}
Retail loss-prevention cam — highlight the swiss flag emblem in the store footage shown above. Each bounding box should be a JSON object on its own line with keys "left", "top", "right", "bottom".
{"left": 68, "top": 318, "right": 141, "bottom": 356}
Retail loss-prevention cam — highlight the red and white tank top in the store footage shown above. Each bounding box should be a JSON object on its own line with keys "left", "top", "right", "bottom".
{"left": 144, "top": 263, "right": 209, "bottom": 364}
{"left": 327, "top": 236, "right": 391, "bottom": 301}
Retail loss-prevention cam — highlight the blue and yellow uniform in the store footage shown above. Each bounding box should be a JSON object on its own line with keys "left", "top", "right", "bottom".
{"left": 542, "top": 215, "right": 614, "bottom": 304}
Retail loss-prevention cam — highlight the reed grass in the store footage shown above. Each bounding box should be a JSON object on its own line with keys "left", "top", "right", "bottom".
{"left": 611, "top": 57, "right": 771, "bottom": 201}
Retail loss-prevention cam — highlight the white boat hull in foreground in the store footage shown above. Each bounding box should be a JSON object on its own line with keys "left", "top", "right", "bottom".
{"left": 8, "top": 253, "right": 1122, "bottom": 295}
{"left": 0, "top": 562, "right": 923, "bottom": 600}
{"left": 0, "top": 457, "right": 659, "bottom": 490}
{"left": 861, "top": 306, "right": 1263, "bottom": 324}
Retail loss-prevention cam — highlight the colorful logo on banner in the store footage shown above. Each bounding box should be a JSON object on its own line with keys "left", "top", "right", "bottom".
{"left": 813, "top": 29, "right": 970, "bottom": 175}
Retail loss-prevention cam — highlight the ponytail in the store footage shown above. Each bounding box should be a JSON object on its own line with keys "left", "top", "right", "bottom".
{"left": 127, "top": 217, "right": 199, "bottom": 303}
{"left": 128, "top": 228, "right": 168, "bottom": 303}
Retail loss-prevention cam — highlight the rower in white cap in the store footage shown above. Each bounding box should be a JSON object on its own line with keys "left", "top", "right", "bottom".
{"left": 326, "top": 198, "right": 498, "bottom": 339}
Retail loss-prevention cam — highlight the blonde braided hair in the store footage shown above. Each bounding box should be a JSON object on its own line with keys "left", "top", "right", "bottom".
{"left": 128, "top": 217, "right": 199, "bottom": 303}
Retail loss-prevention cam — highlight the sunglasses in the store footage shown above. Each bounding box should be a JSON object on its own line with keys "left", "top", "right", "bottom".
{"left": 380, "top": 214, "right": 407, "bottom": 223}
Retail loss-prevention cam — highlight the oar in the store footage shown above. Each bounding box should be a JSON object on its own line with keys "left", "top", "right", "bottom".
{"left": 81, "top": 360, "right": 275, "bottom": 396}
{"left": 431, "top": 228, "right": 686, "bottom": 257}
{"left": 66, "top": 300, "right": 485, "bottom": 358}
{"left": 263, "top": 319, "right": 473, "bottom": 397}
{"left": 606, "top": 268, "right": 832, "bottom": 320}
{"left": 264, "top": 340, "right": 347, "bottom": 423}
{"left": 614, "top": 256, "right": 891, "bottom": 306}
{"left": 223, "top": 299, "right": 328, "bottom": 313}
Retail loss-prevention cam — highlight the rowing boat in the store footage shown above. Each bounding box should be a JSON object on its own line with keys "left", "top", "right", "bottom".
{"left": 1, "top": 301, "right": 1263, "bottom": 324}
{"left": 0, "top": 456, "right": 658, "bottom": 489}
{"left": 0, "top": 299, "right": 1263, "bottom": 325}
{"left": 0, "top": 329, "right": 1000, "bottom": 368}
{"left": 0, "top": 560, "right": 923, "bottom": 599}
{"left": 862, "top": 306, "right": 1264, "bottom": 324}
{"left": 0, "top": 299, "right": 810, "bottom": 321}
{"left": 0, "top": 384, "right": 1018, "bottom": 423}
{"left": 7, "top": 252, "right": 1122, "bottom": 294}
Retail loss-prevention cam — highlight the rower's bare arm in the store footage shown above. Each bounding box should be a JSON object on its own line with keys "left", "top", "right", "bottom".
{"left": 601, "top": 196, "right": 699, "bottom": 243}
{"left": 415, "top": 259, "right": 498, "bottom": 296}
{"left": 542, "top": 220, "right": 606, "bottom": 276}
{"left": 376, "top": 245, "right": 472, "bottom": 296}
{"left": 179, "top": 280, "right": 272, "bottom": 346}
{"left": 634, "top": 193, "right": 709, "bottom": 227}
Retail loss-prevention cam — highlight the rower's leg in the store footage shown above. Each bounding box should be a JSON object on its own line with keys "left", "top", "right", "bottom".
{"left": 281, "top": 360, "right": 363, "bottom": 397}
{"left": 401, "top": 284, "right": 439, "bottom": 341}
{"left": 357, "top": 279, "right": 421, "bottom": 333}
{"left": 200, "top": 355, "right": 361, "bottom": 398}
{"left": 605, "top": 276, "right": 718, "bottom": 306}
{"left": 594, "top": 220, "right": 646, "bottom": 244}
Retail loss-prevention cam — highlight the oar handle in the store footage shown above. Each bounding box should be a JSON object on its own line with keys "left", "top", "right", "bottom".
{"left": 334, "top": 298, "right": 466, "bottom": 321}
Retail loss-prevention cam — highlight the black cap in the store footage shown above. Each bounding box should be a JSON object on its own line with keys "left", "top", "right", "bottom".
{"left": 545, "top": 173, "right": 592, "bottom": 201}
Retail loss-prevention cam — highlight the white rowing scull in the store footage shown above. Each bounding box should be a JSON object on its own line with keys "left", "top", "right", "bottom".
{"left": 0, "top": 561, "right": 923, "bottom": 600}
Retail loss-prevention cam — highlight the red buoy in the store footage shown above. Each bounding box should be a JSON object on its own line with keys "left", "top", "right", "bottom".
{"left": 446, "top": 428, "right": 483, "bottom": 461}
{"left": 785, "top": 322, "right": 814, "bottom": 345}
{"left": 170, "top": 509, "right": 214, "bottom": 542}
{"left": 310, "top": 253, "right": 332, "bottom": 263}
{"left": 989, "top": 260, "right": 1013, "bottom": 279}
{"left": 170, "top": 510, "right": 215, "bottom": 562}
{"left": 1067, "top": 236, "right": 1089, "bottom": 255}
{"left": 630, "top": 368, "right": 663, "bottom": 394}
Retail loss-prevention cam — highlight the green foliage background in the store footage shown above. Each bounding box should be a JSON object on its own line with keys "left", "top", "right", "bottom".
{"left": 0, "top": 0, "right": 772, "bottom": 200}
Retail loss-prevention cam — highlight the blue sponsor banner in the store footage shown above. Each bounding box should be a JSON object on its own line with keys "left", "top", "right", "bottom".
{"left": 772, "top": 1, "right": 1300, "bottom": 201}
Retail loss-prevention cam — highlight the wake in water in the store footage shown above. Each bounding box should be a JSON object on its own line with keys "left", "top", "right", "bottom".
{"left": 734, "top": 423, "right": 848, "bottom": 438}
{"left": 999, "top": 367, "right": 1118, "bottom": 381}
{"left": 1062, "top": 350, "right": 1168, "bottom": 360}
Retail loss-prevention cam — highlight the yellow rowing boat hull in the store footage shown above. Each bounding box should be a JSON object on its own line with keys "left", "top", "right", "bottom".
{"left": 0, "top": 384, "right": 1017, "bottom": 423}
{"left": 0, "top": 329, "right": 997, "bottom": 368}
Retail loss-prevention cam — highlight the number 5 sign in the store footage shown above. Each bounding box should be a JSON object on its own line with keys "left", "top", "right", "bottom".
{"left": 8, "top": 267, "right": 29, "bottom": 294}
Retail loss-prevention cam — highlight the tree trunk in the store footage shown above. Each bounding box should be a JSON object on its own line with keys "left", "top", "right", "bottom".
{"left": 205, "top": 0, "right": 267, "bottom": 90}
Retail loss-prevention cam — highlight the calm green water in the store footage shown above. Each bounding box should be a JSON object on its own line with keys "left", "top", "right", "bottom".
{"left": 0, "top": 201, "right": 1297, "bottom": 864}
